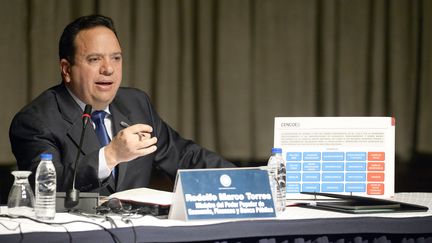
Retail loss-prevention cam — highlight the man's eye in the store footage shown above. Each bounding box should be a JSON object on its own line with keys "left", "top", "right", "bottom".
{"left": 113, "top": 56, "right": 122, "bottom": 61}
{"left": 88, "top": 57, "right": 100, "bottom": 63}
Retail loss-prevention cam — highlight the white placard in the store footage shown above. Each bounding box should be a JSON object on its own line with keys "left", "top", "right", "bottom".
{"left": 274, "top": 117, "right": 395, "bottom": 199}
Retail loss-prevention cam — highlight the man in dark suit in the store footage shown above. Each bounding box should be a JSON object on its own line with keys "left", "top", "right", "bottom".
{"left": 9, "top": 14, "right": 234, "bottom": 196}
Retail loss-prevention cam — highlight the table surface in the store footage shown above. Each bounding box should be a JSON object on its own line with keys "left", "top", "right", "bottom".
{"left": 1, "top": 192, "right": 431, "bottom": 242}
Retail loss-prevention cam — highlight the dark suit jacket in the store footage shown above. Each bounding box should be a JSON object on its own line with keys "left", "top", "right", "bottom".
{"left": 9, "top": 83, "right": 234, "bottom": 195}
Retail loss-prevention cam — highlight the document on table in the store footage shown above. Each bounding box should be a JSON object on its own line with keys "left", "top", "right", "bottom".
{"left": 109, "top": 187, "right": 173, "bottom": 206}
{"left": 274, "top": 117, "right": 395, "bottom": 199}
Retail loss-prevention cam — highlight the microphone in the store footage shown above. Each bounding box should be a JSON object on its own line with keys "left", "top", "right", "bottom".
{"left": 65, "top": 104, "right": 92, "bottom": 209}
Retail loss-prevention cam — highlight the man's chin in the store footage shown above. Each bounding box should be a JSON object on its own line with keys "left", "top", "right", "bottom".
{"left": 91, "top": 97, "right": 116, "bottom": 110}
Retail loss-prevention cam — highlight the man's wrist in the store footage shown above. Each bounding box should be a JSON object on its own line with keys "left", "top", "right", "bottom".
{"left": 98, "top": 147, "right": 113, "bottom": 179}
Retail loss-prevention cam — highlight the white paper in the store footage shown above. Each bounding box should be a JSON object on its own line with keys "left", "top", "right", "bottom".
{"left": 274, "top": 117, "right": 395, "bottom": 199}
{"left": 109, "top": 187, "right": 173, "bottom": 206}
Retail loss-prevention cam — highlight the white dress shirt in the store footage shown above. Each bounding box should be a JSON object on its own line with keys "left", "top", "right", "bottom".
{"left": 66, "top": 88, "right": 113, "bottom": 179}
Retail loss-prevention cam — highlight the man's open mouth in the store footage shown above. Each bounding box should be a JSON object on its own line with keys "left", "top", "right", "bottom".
{"left": 95, "top": 81, "right": 113, "bottom": 86}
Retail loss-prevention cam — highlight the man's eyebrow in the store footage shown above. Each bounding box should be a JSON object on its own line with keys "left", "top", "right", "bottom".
{"left": 84, "top": 52, "right": 122, "bottom": 57}
{"left": 85, "top": 53, "right": 103, "bottom": 58}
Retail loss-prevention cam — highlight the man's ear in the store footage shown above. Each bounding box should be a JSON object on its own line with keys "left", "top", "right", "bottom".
{"left": 60, "top": 59, "right": 71, "bottom": 82}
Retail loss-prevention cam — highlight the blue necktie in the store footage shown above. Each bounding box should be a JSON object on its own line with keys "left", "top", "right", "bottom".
{"left": 91, "top": 110, "right": 111, "bottom": 146}
{"left": 91, "top": 110, "right": 116, "bottom": 178}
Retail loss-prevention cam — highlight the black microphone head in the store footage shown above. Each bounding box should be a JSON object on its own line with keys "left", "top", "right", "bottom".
{"left": 84, "top": 104, "right": 92, "bottom": 115}
{"left": 82, "top": 104, "right": 92, "bottom": 126}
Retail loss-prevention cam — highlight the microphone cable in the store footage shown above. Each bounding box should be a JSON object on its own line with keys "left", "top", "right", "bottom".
{"left": 0, "top": 213, "right": 123, "bottom": 243}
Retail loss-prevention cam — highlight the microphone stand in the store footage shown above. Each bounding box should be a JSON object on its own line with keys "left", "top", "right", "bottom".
{"left": 57, "top": 105, "right": 100, "bottom": 212}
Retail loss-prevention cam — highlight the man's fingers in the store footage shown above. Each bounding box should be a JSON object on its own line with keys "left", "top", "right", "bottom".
{"left": 137, "top": 132, "right": 151, "bottom": 141}
{"left": 137, "top": 137, "right": 157, "bottom": 149}
{"left": 137, "top": 145, "right": 157, "bottom": 155}
{"left": 125, "top": 124, "right": 153, "bottom": 134}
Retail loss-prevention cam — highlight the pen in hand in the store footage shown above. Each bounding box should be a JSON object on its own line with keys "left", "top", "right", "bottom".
{"left": 120, "top": 121, "right": 151, "bottom": 140}
{"left": 120, "top": 121, "right": 131, "bottom": 128}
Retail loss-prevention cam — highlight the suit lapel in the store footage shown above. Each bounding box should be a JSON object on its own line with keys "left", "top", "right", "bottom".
{"left": 54, "top": 84, "right": 100, "bottom": 155}
{"left": 67, "top": 117, "right": 100, "bottom": 155}
{"left": 110, "top": 101, "right": 133, "bottom": 190}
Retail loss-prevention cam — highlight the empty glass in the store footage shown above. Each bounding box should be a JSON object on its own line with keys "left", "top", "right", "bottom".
{"left": 7, "top": 171, "right": 35, "bottom": 217}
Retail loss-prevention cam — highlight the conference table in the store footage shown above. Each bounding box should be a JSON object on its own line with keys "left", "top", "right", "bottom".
{"left": 0, "top": 192, "right": 431, "bottom": 243}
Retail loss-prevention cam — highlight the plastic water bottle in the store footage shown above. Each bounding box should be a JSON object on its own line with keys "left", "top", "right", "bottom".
{"left": 267, "top": 148, "right": 286, "bottom": 213}
{"left": 35, "top": 153, "right": 56, "bottom": 220}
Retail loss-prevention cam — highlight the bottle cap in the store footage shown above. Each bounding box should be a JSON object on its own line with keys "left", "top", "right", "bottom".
{"left": 271, "top": 148, "right": 282, "bottom": 153}
{"left": 40, "top": 153, "right": 53, "bottom": 160}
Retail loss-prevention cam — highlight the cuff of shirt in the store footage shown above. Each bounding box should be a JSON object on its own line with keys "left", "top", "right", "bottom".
{"left": 98, "top": 147, "right": 112, "bottom": 179}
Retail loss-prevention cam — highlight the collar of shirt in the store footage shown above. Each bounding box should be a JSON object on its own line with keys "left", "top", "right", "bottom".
{"left": 66, "top": 87, "right": 113, "bottom": 138}
{"left": 66, "top": 87, "right": 111, "bottom": 115}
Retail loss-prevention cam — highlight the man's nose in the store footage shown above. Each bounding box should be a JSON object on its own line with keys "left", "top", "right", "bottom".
{"left": 100, "top": 59, "right": 114, "bottom": 75}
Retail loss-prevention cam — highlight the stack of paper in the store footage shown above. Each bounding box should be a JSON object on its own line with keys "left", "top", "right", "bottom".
{"left": 109, "top": 187, "right": 173, "bottom": 206}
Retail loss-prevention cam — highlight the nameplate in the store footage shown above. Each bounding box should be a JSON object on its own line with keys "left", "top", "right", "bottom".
{"left": 168, "top": 167, "right": 276, "bottom": 220}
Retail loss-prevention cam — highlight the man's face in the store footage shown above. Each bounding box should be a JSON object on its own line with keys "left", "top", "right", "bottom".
{"left": 61, "top": 26, "right": 122, "bottom": 110}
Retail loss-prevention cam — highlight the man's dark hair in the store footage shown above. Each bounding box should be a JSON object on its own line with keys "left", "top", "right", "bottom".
{"left": 59, "top": 14, "right": 119, "bottom": 64}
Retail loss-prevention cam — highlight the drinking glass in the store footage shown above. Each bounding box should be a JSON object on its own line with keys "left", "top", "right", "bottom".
{"left": 7, "top": 171, "right": 35, "bottom": 217}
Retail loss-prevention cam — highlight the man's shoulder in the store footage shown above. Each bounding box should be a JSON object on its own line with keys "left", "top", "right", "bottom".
{"left": 16, "top": 84, "right": 62, "bottom": 114}
{"left": 10, "top": 84, "right": 65, "bottom": 129}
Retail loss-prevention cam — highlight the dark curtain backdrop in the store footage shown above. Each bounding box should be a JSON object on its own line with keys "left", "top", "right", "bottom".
{"left": 0, "top": 0, "right": 431, "bottom": 166}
